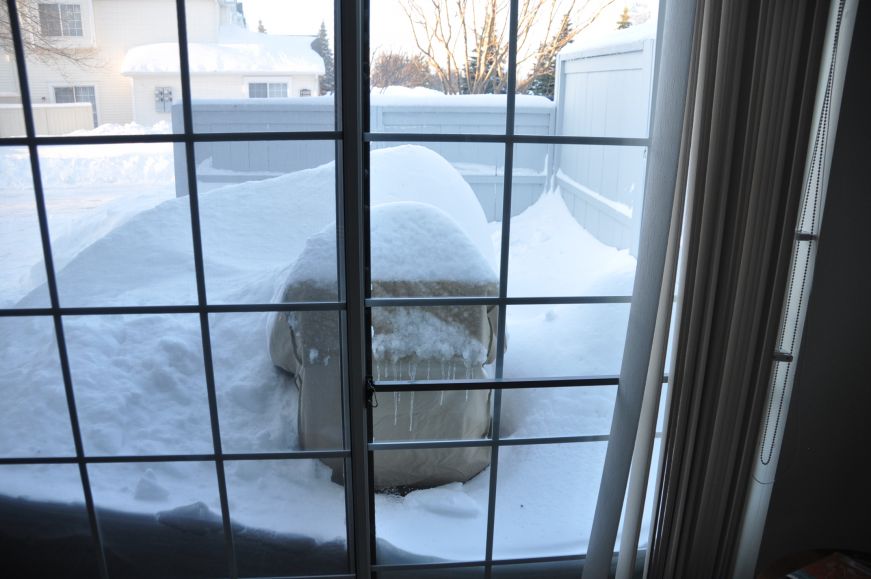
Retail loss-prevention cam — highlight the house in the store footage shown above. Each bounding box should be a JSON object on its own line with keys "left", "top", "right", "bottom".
{"left": 0, "top": 0, "right": 324, "bottom": 129}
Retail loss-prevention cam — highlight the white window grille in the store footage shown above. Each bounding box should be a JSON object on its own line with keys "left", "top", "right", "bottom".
{"left": 248, "top": 82, "right": 288, "bottom": 99}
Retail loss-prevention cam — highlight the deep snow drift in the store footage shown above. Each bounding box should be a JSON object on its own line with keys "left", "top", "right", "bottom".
{"left": 0, "top": 144, "right": 651, "bottom": 561}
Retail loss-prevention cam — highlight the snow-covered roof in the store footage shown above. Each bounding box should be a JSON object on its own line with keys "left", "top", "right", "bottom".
{"left": 122, "top": 30, "right": 324, "bottom": 76}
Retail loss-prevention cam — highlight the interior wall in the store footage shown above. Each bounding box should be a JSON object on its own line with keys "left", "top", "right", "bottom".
{"left": 756, "top": 0, "right": 871, "bottom": 572}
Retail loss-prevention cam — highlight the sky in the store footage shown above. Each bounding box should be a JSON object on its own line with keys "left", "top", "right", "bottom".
{"left": 240, "top": 0, "right": 656, "bottom": 59}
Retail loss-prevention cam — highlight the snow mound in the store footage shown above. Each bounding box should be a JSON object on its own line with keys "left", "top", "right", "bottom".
{"left": 1, "top": 145, "right": 648, "bottom": 560}
{"left": 371, "top": 86, "right": 445, "bottom": 97}
{"left": 371, "top": 144, "right": 495, "bottom": 266}
{"left": 372, "top": 202, "right": 495, "bottom": 283}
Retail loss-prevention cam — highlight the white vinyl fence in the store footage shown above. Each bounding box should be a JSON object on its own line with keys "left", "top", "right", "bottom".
{"left": 174, "top": 26, "right": 655, "bottom": 252}
{"left": 554, "top": 30, "right": 656, "bottom": 253}
{"left": 0, "top": 102, "right": 93, "bottom": 137}
{"left": 174, "top": 96, "right": 554, "bottom": 221}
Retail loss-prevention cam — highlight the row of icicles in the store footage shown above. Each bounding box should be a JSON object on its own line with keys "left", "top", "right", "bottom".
{"left": 375, "top": 359, "right": 473, "bottom": 432}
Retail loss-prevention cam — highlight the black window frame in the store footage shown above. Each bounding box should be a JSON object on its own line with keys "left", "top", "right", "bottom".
{"left": 0, "top": 0, "right": 683, "bottom": 576}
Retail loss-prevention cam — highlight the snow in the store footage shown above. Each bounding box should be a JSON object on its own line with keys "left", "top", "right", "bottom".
{"left": 0, "top": 144, "right": 655, "bottom": 561}
{"left": 372, "top": 85, "right": 446, "bottom": 98}
{"left": 122, "top": 31, "right": 324, "bottom": 76}
{"left": 560, "top": 16, "right": 657, "bottom": 58}
{"left": 370, "top": 93, "right": 554, "bottom": 110}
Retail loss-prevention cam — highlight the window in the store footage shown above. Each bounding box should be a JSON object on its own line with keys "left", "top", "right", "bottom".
{"left": 248, "top": 82, "right": 288, "bottom": 99}
{"left": 154, "top": 86, "right": 173, "bottom": 113}
{"left": 38, "top": 3, "right": 83, "bottom": 37}
{"left": 0, "top": 0, "right": 669, "bottom": 577}
{"left": 53, "top": 85, "right": 97, "bottom": 127}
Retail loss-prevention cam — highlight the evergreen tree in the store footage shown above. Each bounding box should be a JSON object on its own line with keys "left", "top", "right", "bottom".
{"left": 617, "top": 6, "right": 632, "bottom": 29}
{"left": 310, "top": 22, "right": 335, "bottom": 94}
{"left": 459, "top": 30, "right": 505, "bottom": 94}
{"left": 526, "top": 15, "right": 572, "bottom": 99}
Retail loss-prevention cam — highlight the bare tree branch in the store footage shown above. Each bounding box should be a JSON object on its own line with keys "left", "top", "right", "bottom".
{"left": 399, "top": 0, "right": 616, "bottom": 95}
{"left": 0, "top": 0, "right": 98, "bottom": 69}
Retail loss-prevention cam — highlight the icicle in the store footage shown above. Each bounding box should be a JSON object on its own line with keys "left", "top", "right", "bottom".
{"left": 398, "top": 360, "right": 402, "bottom": 380}
{"left": 426, "top": 360, "right": 431, "bottom": 380}
{"left": 439, "top": 390, "right": 445, "bottom": 406}
{"left": 408, "top": 392, "right": 415, "bottom": 432}
{"left": 409, "top": 362, "right": 417, "bottom": 381}
{"left": 376, "top": 362, "right": 381, "bottom": 381}
{"left": 393, "top": 392, "right": 399, "bottom": 426}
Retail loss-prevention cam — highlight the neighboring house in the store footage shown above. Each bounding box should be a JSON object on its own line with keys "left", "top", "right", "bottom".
{"left": 0, "top": 0, "right": 324, "bottom": 129}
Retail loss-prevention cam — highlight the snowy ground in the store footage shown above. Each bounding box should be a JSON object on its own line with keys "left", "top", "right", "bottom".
{"left": 0, "top": 141, "right": 658, "bottom": 562}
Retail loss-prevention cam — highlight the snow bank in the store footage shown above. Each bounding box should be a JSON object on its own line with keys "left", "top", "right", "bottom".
{"left": 370, "top": 93, "right": 554, "bottom": 110}
{"left": 371, "top": 144, "right": 496, "bottom": 267}
{"left": 65, "top": 120, "right": 172, "bottom": 137}
{"left": 0, "top": 142, "right": 174, "bottom": 190}
{"left": 371, "top": 86, "right": 445, "bottom": 97}
{"left": 372, "top": 202, "right": 494, "bottom": 283}
{"left": 1, "top": 145, "right": 650, "bottom": 560}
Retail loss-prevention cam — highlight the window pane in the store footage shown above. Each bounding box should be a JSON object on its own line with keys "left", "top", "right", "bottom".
{"left": 500, "top": 385, "right": 616, "bottom": 439}
{"left": 248, "top": 83, "right": 267, "bottom": 98}
{"left": 21, "top": 1, "right": 184, "bottom": 135}
{"left": 374, "top": 448, "right": 491, "bottom": 563}
{"left": 371, "top": 304, "right": 499, "bottom": 377}
{"left": 186, "top": 0, "right": 335, "bottom": 133}
{"left": 53, "top": 86, "right": 75, "bottom": 103}
{"left": 513, "top": 2, "right": 658, "bottom": 138}
{"left": 60, "top": 3, "right": 83, "bottom": 37}
{"left": 212, "top": 311, "right": 346, "bottom": 453}
{"left": 267, "top": 82, "right": 287, "bottom": 98}
{"left": 503, "top": 304, "right": 629, "bottom": 378}
{"left": 0, "top": 316, "right": 76, "bottom": 457}
{"left": 64, "top": 314, "right": 214, "bottom": 457}
{"left": 0, "top": 147, "right": 51, "bottom": 306}
{"left": 368, "top": 142, "right": 504, "bottom": 298}
{"left": 507, "top": 144, "right": 645, "bottom": 297}
{"left": 38, "top": 3, "right": 62, "bottom": 36}
{"left": 0, "top": 464, "right": 100, "bottom": 576}
{"left": 493, "top": 442, "right": 607, "bottom": 558}
{"left": 89, "top": 461, "right": 228, "bottom": 578}
{"left": 193, "top": 139, "right": 337, "bottom": 304}
{"left": 225, "top": 459, "right": 349, "bottom": 576}
{"left": 369, "top": 0, "right": 508, "bottom": 134}
{"left": 36, "top": 143, "right": 197, "bottom": 307}
{"left": 371, "top": 388, "right": 494, "bottom": 445}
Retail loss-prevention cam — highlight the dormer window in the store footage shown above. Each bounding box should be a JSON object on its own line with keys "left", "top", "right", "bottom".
{"left": 38, "top": 3, "right": 83, "bottom": 37}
